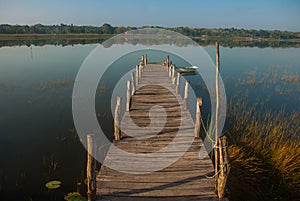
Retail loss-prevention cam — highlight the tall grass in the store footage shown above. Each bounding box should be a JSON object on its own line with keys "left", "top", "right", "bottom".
{"left": 225, "top": 99, "right": 300, "bottom": 201}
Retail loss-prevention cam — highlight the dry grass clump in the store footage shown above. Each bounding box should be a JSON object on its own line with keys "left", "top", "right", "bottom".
{"left": 37, "top": 79, "right": 72, "bottom": 90}
{"left": 281, "top": 72, "right": 299, "bottom": 85}
{"left": 225, "top": 99, "right": 300, "bottom": 200}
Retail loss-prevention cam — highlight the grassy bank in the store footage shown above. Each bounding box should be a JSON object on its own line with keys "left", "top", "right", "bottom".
{"left": 225, "top": 100, "right": 300, "bottom": 200}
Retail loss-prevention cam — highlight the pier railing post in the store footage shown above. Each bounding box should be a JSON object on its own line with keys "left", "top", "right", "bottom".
{"left": 114, "top": 96, "right": 122, "bottom": 141}
{"left": 139, "top": 65, "right": 142, "bottom": 79}
{"left": 136, "top": 65, "right": 139, "bottom": 84}
{"left": 176, "top": 72, "right": 181, "bottom": 94}
{"left": 217, "top": 136, "right": 229, "bottom": 199}
{"left": 166, "top": 55, "right": 169, "bottom": 67}
{"left": 172, "top": 64, "right": 175, "bottom": 85}
{"left": 140, "top": 54, "right": 147, "bottom": 66}
{"left": 87, "top": 134, "right": 96, "bottom": 201}
{"left": 214, "top": 41, "right": 229, "bottom": 199}
{"left": 166, "top": 63, "right": 169, "bottom": 73}
{"left": 183, "top": 81, "right": 189, "bottom": 110}
{"left": 131, "top": 72, "right": 135, "bottom": 96}
{"left": 194, "top": 97, "right": 202, "bottom": 138}
{"left": 126, "top": 80, "right": 131, "bottom": 112}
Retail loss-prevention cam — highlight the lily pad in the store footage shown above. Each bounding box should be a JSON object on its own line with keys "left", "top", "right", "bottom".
{"left": 64, "top": 192, "right": 87, "bottom": 201}
{"left": 45, "top": 180, "right": 62, "bottom": 190}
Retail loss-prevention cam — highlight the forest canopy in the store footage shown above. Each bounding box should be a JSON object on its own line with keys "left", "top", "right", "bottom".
{"left": 1, "top": 23, "right": 299, "bottom": 40}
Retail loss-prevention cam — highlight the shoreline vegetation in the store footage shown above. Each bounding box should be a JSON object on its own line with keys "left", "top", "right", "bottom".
{"left": 0, "top": 23, "right": 300, "bottom": 48}
{"left": 225, "top": 100, "right": 300, "bottom": 201}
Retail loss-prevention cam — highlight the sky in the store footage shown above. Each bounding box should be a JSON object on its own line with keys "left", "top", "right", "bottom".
{"left": 0, "top": 0, "right": 299, "bottom": 31}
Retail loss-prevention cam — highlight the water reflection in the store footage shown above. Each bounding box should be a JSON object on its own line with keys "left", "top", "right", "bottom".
{"left": 1, "top": 35, "right": 299, "bottom": 48}
{"left": 0, "top": 42, "right": 299, "bottom": 200}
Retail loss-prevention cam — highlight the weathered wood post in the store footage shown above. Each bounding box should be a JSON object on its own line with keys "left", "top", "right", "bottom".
{"left": 166, "top": 63, "right": 169, "bottom": 73}
{"left": 139, "top": 65, "right": 142, "bottom": 78}
{"left": 126, "top": 80, "right": 131, "bottom": 112}
{"left": 144, "top": 54, "right": 147, "bottom": 65}
{"left": 87, "top": 134, "right": 96, "bottom": 201}
{"left": 136, "top": 65, "right": 139, "bottom": 84}
{"left": 114, "top": 96, "right": 122, "bottom": 141}
{"left": 183, "top": 81, "right": 189, "bottom": 110}
{"left": 176, "top": 72, "right": 181, "bottom": 94}
{"left": 217, "top": 136, "right": 229, "bottom": 199}
{"left": 172, "top": 64, "right": 175, "bottom": 85}
{"left": 194, "top": 97, "right": 202, "bottom": 138}
{"left": 131, "top": 72, "right": 135, "bottom": 96}
{"left": 140, "top": 55, "right": 144, "bottom": 66}
{"left": 163, "top": 56, "right": 168, "bottom": 66}
{"left": 214, "top": 41, "right": 220, "bottom": 196}
{"left": 166, "top": 55, "right": 169, "bottom": 67}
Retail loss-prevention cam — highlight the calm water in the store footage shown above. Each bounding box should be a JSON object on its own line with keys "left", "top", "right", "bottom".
{"left": 0, "top": 43, "right": 299, "bottom": 200}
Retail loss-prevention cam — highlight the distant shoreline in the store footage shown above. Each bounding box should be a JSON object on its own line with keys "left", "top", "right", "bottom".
{"left": 1, "top": 33, "right": 299, "bottom": 43}
{"left": 0, "top": 33, "right": 114, "bottom": 40}
{"left": 1, "top": 23, "right": 299, "bottom": 41}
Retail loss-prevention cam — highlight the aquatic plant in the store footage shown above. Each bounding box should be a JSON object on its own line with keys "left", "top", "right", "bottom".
{"left": 281, "top": 72, "right": 299, "bottom": 85}
{"left": 98, "top": 84, "right": 106, "bottom": 94}
{"left": 64, "top": 192, "right": 87, "bottom": 201}
{"left": 42, "top": 154, "right": 59, "bottom": 173}
{"left": 45, "top": 180, "right": 62, "bottom": 190}
{"left": 36, "top": 79, "right": 74, "bottom": 90}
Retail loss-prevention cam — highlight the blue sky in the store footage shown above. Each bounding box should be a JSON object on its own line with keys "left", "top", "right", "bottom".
{"left": 0, "top": 0, "right": 299, "bottom": 31}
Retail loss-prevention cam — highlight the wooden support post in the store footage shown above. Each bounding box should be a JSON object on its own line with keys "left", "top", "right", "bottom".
{"left": 194, "top": 97, "right": 202, "bottom": 138}
{"left": 176, "top": 72, "right": 180, "bottom": 94}
{"left": 183, "top": 81, "right": 189, "bottom": 110}
{"left": 140, "top": 55, "right": 144, "bottom": 66}
{"left": 126, "top": 80, "right": 131, "bottom": 112}
{"left": 131, "top": 72, "right": 135, "bottom": 96}
{"left": 172, "top": 65, "right": 175, "bottom": 85}
{"left": 214, "top": 41, "right": 220, "bottom": 196}
{"left": 139, "top": 65, "right": 142, "bottom": 78}
{"left": 136, "top": 65, "right": 139, "bottom": 85}
{"left": 166, "top": 55, "right": 169, "bottom": 67}
{"left": 87, "top": 134, "right": 96, "bottom": 201}
{"left": 114, "top": 96, "right": 122, "bottom": 141}
{"left": 217, "top": 136, "right": 229, "bottom": 199}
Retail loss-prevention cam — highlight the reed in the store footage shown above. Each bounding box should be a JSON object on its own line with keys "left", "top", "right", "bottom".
{"left": 237, "top": 66, "right": 299, "bottom": 97}
{"left": 42, "top": 154, "right": 59, "bottom": 172}
{"left": 281, "top": 72, "right": 299, "bottom": 85}
{"left": 225, "top": 99, "right": 300, "bottom": 200}
{"left": 36, "top": 79, "right": 73, "bottom": 90}
{"left": 98, "top": 84, "right": 106, "bottom": 94}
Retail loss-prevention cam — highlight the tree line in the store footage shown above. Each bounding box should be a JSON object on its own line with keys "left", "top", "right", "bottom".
{"left": 0, "top": 23, "right": 299, "bottom": 40}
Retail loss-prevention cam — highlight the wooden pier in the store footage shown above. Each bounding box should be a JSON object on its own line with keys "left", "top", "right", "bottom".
{"left": 92, "top": 55, "right": 224, "bottom": 200}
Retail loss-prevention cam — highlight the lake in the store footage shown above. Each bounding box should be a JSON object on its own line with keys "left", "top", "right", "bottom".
{"left": 0, "top": 41, "right": 299, "bottom": 200}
